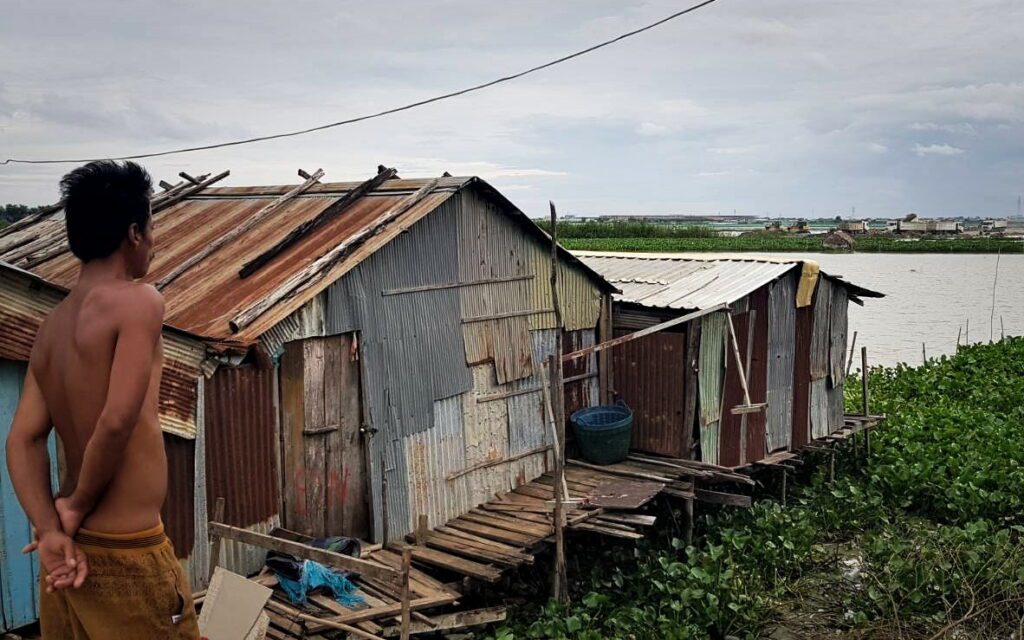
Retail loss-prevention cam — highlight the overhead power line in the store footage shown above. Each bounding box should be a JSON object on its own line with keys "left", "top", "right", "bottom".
{"left": 3, "top": 0, "right": 721, "bottom": 166}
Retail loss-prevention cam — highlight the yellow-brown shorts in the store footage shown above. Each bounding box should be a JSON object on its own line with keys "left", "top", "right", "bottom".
{"left": 39, "top": 522, "right": 200, "bottom": 640}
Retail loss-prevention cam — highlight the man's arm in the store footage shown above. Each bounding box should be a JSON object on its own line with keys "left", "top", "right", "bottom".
{"left": 66, "top": 285, "right": 164, "bottom": 518}
{"left": 6, "top": 367, "right": 87, "bottom": 589}
{"left": 6, "top": 367, "right": 60, "bottom": 537}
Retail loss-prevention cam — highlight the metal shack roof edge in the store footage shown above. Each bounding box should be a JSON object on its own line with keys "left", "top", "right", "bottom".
{"left": 0, "top": 173, "right": 616, "bottom": 353}
{"left": 573, "top": 250, "right": 883, "bottom": 313}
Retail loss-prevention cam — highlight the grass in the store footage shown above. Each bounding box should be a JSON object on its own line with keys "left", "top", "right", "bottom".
{"left": 483, "top": 338, "right": 1024, "bottom": 639}
{"left": 560, "top": 235, "right": 1024, "bottom": 254}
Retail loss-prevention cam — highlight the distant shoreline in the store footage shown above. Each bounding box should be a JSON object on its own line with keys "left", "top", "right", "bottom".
{"left": 561, "top": 236, "right": 1024, "bottom": 254}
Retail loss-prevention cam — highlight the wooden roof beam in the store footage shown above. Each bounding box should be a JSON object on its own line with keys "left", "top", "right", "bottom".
{"left": 238, "top": 166, "right": 398, "bottom": 279}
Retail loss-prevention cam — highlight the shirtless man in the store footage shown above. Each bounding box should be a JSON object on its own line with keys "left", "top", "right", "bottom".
{"left": 5, "top": 160, "right": 200, "bottom": 638}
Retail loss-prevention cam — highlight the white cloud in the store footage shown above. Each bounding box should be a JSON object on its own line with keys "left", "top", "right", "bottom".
{"left": 912, "top": 143, "right": 965, "bottom": 157}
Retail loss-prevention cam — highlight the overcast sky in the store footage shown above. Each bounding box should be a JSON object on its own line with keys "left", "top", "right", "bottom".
{"left": 1, "top": 0, "right": 1022, "bottom": 218}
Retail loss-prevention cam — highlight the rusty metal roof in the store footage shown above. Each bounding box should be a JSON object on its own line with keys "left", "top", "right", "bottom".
{"left": 0, "top": 173, "right": 612, "bottom": 350}
{"left": 574, "top": 251, "right": 882, "bottom": 311}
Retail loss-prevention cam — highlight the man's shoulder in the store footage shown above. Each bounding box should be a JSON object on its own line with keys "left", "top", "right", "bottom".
{"left": 92, "top": 282, "right": 165, "bottom": 328}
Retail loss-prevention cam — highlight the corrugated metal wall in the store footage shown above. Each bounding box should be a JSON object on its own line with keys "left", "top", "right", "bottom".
{"left": 746, "top": 288, "right": 769, "bottom": 463}
{"left": 718, "top": 312, "right": 750, "bottom": 467}
{"left": 324, "top": 185, "right": 603, "bottom": 541}
{"left": 611, "top": 328, "right": 687, "bottom": 458}
{"left": 827, "top": 284, "right": 849, "bottom": 434}
{"left": 766, "top": 273, "right": 797, "bottom": 452}
{"left": 791, "top": 304, "right": 814, "bottom": 449}
{"left": 698, "top": 312, "right": 727, "bottom": 465}
{"left": 563, "top": 329, "right": 599, "bottom": 418}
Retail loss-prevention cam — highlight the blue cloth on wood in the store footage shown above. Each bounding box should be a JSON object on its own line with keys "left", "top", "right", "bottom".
{"left": 273, "top": 559, "right": 365, "bottom": 607}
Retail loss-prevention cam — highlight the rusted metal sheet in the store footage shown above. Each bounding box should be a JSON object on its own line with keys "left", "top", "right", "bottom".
{"left": 611, "top": 327, "right": 686, "bottom": 458}
{"left": 810, "top": 277, "right": 832, "bottom": 380}
{"left": 791, "top": 304, "right": 814, "bottom": 449}
{"left": 0, "top": 263, "right": 205, "bottom": 439}
{"left": 698, "top": 312, "right": 727, "bottom": 465}
{"left": 162, "top": 434, "right": 195, "bottom": 561}
{"left": 745, "top": 287, "right": 769, "bottom": 463}
{"left": 766, "top": 273, "right": 796, "bottom": 453}
{"left": 719, "top": 312, "right": 750, "bottom": 467}
{"left": 463, "top": 316, "right": 534, "bottom": 384}
{"left": 204, "top": 364, "right": 280, "bottom": 529}
{"left": 404, "top": 394, "right": 470, "bottom": 531}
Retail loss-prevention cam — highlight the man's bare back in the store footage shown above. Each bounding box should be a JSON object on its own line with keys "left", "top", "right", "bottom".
{"left": 34, "top": 278, "right": 166, "bottom": 534}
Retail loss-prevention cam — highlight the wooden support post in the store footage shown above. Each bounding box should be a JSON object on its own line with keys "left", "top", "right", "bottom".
{"left": 780, "top": 468, "right": 788, "bottom": 506}
{"left": 861, "top": 347, "right": 871, "bottom": 457}
{"left": 684, "top": 497, "right": 694, "bottom": 548}
{"left": 829, "top": 448, "right": 836, "bottom": 483}
{"left": 845, "top": 330, "right": 858, "bottom": 377}
{"left": 207, "top": 497, "right": 225, "bottom": 583}
{"left": 417, "top": 514, "right": 428, "bottom": 546}
{"left": 399, "top": 548, "right": 412, "bottom": 640}
{"left": 549, "top": 201, "right": 568, "bottom": 604}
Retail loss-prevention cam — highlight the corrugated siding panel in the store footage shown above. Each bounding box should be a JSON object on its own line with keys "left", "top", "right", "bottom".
{"left": 562, "top": 329, "right": 598, "bottom": 418}
{"left": 698, "top": 312, "right": 727, "bottom": 465}
{"left": 260, "top": 293, "right": 327, "bottom": 359}
{"left": 791, "top": 305, "right": 814, "bottom": 449}
{"left": 612, "top": 329, "right": 686, "bottom": 458}
{"left": 828, "top": 379, "right": 845, "bottom": 435}
{"left": 810, "top": 378, "right": 830, "bottom": 440}
{"left": 829, "top": 284, "right": 849, "bottom": 385}
{"left": 766, "top": 274, "right": 796, "bottom": 452}
{"left": 746, "top": 288, "right": 769, "bottom": 463}
{"left": 162, "top": 434, "right": 196, "bottom": 562}
{"left": 810, "top": 278, "right": 832, "bottom": 380}
{"left": 509, "top": 329, "right": 559, "bottom": 455}
{"left": 219, "top": 517, "right": 279, "bottom": 579}
{"left": 719, "top": 312, "right": 749, "bottom": 467}
{"left": 457, "top": 190, "right": 601, "bottom": 333}
{"left": 187, "top": 376, "right": 209, "bottom": 591}
{"left": 204, "top": 365, "right": 280, "bottom": 527}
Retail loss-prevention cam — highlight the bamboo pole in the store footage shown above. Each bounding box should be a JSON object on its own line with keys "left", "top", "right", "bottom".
{"left": 861, "top": 347, "right": 871, "bottom": 456}
{"left": 548, "top": 201, "right": 568, "bottom": 604}
{"left": 845, "top": 331, "right": 859, "bottom": 377}
{"left": 399, "top": 548, "right": 412, "bottom": 640}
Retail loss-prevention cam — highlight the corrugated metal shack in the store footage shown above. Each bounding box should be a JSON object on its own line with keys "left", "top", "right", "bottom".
{"left": 575, "top": 252, "right": 882, "bottom": 469}
{"left": 0, "top": 170, "right": 614, "bottom": 600}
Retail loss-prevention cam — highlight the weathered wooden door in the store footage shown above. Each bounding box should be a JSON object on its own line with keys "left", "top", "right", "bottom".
{"left": 280, "top": 335, "right": 368, "bottom": 540}
{"left": 0, "top": 359, "right": 57, "bottom": 632}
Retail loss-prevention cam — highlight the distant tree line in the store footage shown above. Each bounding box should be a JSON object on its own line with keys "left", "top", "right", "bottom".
{"left": 534, "top": 219, "right": 718, "bottom": 239}
{"left": 1, "top": 203, "right": 41, "bottom": 224}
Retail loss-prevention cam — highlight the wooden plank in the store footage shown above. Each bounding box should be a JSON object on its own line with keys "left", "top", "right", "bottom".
{"left": 572, "top": 523, "right": 644, "bottom": 540}
{"left": 239, "top": 168, "right": 397, "bottom": 279}
{"left": 694, "top": 488, "right": 752, "bottom": 508}
{"left": 230, "top": 179, "right": 440, "bottom": 332}
{"left": 446, "top": 445, "right": 550, "bottom": 480}
{"left": 370, "top": 549, "right": 453, "bottom": 596}
{"left": 461, "top": 308, "right": 553, "bottom": 324}
{"left": 390, "top": 544, "right": 503, "bottom": 583}
{"left": 413, "top": 532, "right": 527, "bottom": 567}
{"left": 382, "top": 274, "right": 534, "bottom": 296}
{"left": 468, "top": 509, "right": 552, "bottom": 535}
{"left": 208, "top": 523, "right": 401, "bottom": 587}
{"left": 475, "top": 386, "right": 544, "bottom": 404}
{"left": 157, "top": 169, "right": 323, "bottom": 289}
{"left": 280, "top": 343, "right": 307, "bottom": 533}
{"left": 265, "top": 599, "right": 385, "bottom": 640}
{"left": 459, "top": 511, "right": 551, "bottom": 539}
{"left": 380, "top": 607, "right": 507, "bottom": 638}
{"left": 568, "top": 459, "right": 674, "bottom": 483}
{"left": 399, "top": 548, "right": 412, "bottom": 640}
{"left": 682, "top": 320, "right": 701, "bottom": 458}
{"left": 595, "top": 513, "right": 657, "bottom": 527}
{"left": 304, "top": 339, "right": 328, "bottom": 536}
{"left": 563, "top": 303, "right": 728, "bottom": 363}
{"left": 435, "top": 526, "right": 534, "bottom": 559}
{"left": 446, "top": 519, "right": 539, "bottom": 547}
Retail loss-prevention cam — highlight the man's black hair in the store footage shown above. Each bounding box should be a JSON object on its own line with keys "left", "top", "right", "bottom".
{"left": 60, "top": 160, "right": 153, "bottom": 262}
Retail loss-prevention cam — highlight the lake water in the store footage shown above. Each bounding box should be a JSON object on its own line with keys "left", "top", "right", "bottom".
{"left": 774, "top": 253, "right": 1024, "bottom": 369}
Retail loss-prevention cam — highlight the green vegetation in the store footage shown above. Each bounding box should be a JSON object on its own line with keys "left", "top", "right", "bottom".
{"left": 485, "top": 338, "right": 1024, "bottom": 639}
{"left": 533, "top": 219, "right": 1023, "bottom": 253}
{"left": 1, "top": 203, "right": 39, "bottom": 224}
{"left": 560, "top": 235, "right": 1024, "bottom": 254}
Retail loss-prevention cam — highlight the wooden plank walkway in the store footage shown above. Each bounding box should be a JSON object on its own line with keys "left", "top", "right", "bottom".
{"left": 207, "top": 456, "right": 755, "bottom": 639}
